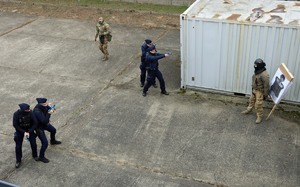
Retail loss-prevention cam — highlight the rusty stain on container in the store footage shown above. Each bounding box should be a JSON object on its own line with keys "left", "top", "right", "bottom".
{"left": 227, "top": 14, "right": 241, "bottom": 21}
{"left": 267, "top": 15, "right": 283, "bottom": 24}
{"left": 223, "top": 0, "right": 232, "bottom": 4}
{"left": 213, "top": 14, "right": 221, "bottom": 19}
{"left": 288, "top": 20, "right": 299, "bottom": 25}
{"left": 270, "top": 4, "right": 286, "bottom": 13}
{"left": 249, "top": 8, "right": 264, "bottom": 22}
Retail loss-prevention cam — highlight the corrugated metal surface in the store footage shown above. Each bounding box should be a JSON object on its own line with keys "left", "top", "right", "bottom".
{"left": 184, "top": 0, "right": 300, "bottom": 26}
{"left": 180, "top": 0, "right": 300, "bottom": 103}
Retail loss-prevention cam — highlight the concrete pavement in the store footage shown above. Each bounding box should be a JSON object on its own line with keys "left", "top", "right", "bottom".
{"left": 0, "top": 12, "right": 299, "bottom": 187}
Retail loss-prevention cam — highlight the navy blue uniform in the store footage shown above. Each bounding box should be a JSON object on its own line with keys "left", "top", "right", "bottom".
{"left": 143, "top": 52, "right": 167, "bottom": 94}
{"left": 33, "top": 104, "right": 57, "bottom": 159}
{"left": 140, "top": 42, "right": 148, "bottom": 85}
{"left": 13, "top": 110, "right": 38, "bottom": 162}
{"left": 140, "top": 42, "right": 156, "bottom": 86}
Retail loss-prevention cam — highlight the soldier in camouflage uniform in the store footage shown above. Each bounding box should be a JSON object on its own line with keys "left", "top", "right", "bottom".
{"left": 95, "top": 17, "right": 111, "bottom": 61}
{"left": 242, "top": 58, "right": 270, "bottom": 124}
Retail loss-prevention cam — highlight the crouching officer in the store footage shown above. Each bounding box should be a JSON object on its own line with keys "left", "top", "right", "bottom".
{"left": 142, "top": 45, "right": 170, "bottom": 97}
{"left": 13, "top": 103, "right": 38, "bottom": 168}
{"left": 33, "top": 98, "right": 61, "bottom": 163}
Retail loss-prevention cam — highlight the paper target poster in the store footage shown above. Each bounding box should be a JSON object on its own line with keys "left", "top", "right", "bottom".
{"left": 269, "top": 63, "right": 294, "bottom": 104}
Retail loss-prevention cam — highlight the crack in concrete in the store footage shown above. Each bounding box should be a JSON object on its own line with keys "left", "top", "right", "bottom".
{"left": 58, "top": 28, "right": 172, "bottom": 132}
{"left": 0, "top": 19, "right": 37, "bottom": 37}
{"left": 53, "top": 146, "right": 215, "bottom": 186}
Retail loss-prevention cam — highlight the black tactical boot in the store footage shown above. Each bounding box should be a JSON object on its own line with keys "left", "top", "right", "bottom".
{"left": 15, "top": 161, "right": 21, "bottom": 168}
{"left": 33, "top": 157, "right": 39, "bottom": 161}
{"left": 50, "top": 140, "right": 62, "bottom": 145}
{"left": 38, "top": 157, "right": 50, "bottom": 163}
{"left": 161, "top": 90, "right": 169, "bottom": 95}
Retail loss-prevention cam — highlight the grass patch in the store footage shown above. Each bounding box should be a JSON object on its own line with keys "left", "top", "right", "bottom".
{"left": 18, "top": 0, "right": 188, "bottom": 14}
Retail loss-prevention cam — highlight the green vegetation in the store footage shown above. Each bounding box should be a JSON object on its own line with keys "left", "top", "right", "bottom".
{"left": 19, "top": 0, "right": 188, "bottom": 14}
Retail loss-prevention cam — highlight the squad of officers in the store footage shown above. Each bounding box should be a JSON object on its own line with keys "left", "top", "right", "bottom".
{"left": 13, "top": 97, "right": 61, "bottom": 168}
{"left": 12, "top": 18, "right": 271, "bottom": 171}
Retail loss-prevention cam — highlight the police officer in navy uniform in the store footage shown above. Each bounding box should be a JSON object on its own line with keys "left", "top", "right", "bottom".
{"left": 140, "top": 39, "right": 157, "bottom": 88}
{"left": 142, "top": 45, "right": 170, "bottom": 97}
{"left": 13, "top": 103, "right": 38, "bottom": 168}
{"left": 33, "top": 98, "right": 61, "bottom": 163}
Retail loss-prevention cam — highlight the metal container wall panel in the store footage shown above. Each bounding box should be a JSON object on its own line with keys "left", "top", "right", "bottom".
{"left": 180, "top": 17, "right": 300, "bottom": 103}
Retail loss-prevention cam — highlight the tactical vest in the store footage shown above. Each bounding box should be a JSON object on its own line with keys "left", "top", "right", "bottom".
{"left": 19, "top": 112, "right": 31, "bottom": 128}
{"left": 96, "top": 22, "right": 109, "bottom": 36}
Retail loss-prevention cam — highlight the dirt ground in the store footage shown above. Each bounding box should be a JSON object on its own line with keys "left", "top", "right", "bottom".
{"left": 0, "top": 1, "right": 180, "bottom": 29}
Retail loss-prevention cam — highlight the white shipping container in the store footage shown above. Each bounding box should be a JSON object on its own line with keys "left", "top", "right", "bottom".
{"left": 180, "top": 0, "right": 300, "bottom": 104}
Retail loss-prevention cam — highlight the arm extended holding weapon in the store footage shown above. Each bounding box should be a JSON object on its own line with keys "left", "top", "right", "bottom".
{"left": 48, "top": 104, "right": 56, "bottom": 114}
{"left": 163, "top": 51, "right": 172, "bottom": 57}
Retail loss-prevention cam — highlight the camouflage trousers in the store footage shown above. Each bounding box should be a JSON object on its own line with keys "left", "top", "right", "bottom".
{"left": 98, "top": 38, "right": 109, "bottom": 58}
{"left": 246, "top": 89, "right": 264, "bottom": 117}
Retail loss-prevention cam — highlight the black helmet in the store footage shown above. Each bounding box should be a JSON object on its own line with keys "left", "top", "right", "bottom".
{"left": 254, "top": 58, "right": 266, "bottom": 70}
{"left": 254, "top": 58, "right": 264, "bottom": 64}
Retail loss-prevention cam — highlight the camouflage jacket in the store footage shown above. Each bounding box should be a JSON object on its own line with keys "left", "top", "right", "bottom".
{"left": 95, "top": 21, "right": 111, "bottom": 37}
{"left": 251, "top": 70, "right": 270, "bottom": 97}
